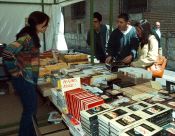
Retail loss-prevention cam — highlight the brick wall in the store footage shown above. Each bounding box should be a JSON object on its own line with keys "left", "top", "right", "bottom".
{"left": 63, "top": 0, "right": 175, "bottom": 71}
{"left": 149, "top": 0, "right": 175, "bottom": 12}
{"left": 64, "top": 0, "right": 119, "bottom": 33}
{"left": 143, "top": 0, "right": 175, "bottom": 71}
{"left": 143, "top": 11, "right": 175, "bottom": 35}
{"left": 143, "top": 0, "right": 175, "bottom": 34}
{"left": 64, "top": 0, "right": 175, "bottom": 34}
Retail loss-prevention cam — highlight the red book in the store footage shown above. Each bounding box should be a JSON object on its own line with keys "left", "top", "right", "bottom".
{"left": 83, "top": 96, "right": 104, "bottom": 110}
{"left": 73, "top": 92, "right": 94, "bottom": 120}
{"left": 65, "top": 88, "right": 85, "bottom": 114}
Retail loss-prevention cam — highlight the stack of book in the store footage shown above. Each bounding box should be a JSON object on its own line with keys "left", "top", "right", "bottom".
{"left": 162, "top": 123, "right": 175, "bottom": 136}
{"left": 110, "top": 112, "right": 144, "bottom": 136}
{"left": 62, "top": 114, "right": 86, "bottom": 136}
{"left": 98, "top": 107, "right": 131, "bottom": 136}
{"left": 51, "top": 88, "right": 67, "bottom": 113}
{"left": 118, "top": 120, "right": 162, "bottom": 136}
{"left": 125, "top": 101, "right": 152, "bottom": 112}
{"left": 136, "top": 103, "right": 173, "bottom": 127}
{"left": 118, "top": 67, "right": 152, "bottom": 79}
{"left": 80, "top": 104, "right": 113, "bottom": 136}
{"left": 65, "top": 88, "right": 104, "bottom": 120}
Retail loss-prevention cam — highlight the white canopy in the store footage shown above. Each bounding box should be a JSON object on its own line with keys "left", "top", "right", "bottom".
{"left": 0, "top": 0, "right": 84, "bottom": 51}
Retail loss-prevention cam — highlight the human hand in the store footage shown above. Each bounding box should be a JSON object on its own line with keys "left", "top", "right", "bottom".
{"left": 11, "top": 71, "right": 23, "bottom": 77}
{"left": 130, "top": 62, "right": 135, "bottom": 67}
{"left": 122, "top": 55, "right": 132, "bottom": 64}
{"left": 105, "top": 56, "right": 112, "bottom": 64}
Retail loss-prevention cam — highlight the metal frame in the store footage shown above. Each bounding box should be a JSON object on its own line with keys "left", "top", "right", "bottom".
{"left": 109, "top": 0, "right": 113, "bottom": 34}
{"left": 0, "top": 1, "right": 52, "bottom": 5}
{"left": 90, "top": 0, "right": 94, "bottom": 63}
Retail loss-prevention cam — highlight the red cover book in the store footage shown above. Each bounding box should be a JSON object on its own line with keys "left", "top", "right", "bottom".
{"left": 65, "top": 88, "right": 104, "bottom": 120}
{"left": 75, "top": 92, "right": 94, "bottom": 112}
{"left": 65, "top": 88, "right": 85, "bottom": 114}
{"left": 83, "top": 96, "right": 104, "bottom": 110}
{"left": 77, "top": 96, "right": 104, "bottom": 120}
{"left": 73, "top": 92, "right": 95, "bottom": 120}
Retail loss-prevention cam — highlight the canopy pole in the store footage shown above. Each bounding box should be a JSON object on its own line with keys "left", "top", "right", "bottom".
{"left": 90, "top": 0, "right": 94, "bottom": 64}
{"left": 41, "top": 0, "right": 46, "bottom": 51}
{"left": 109, "top": 0, "right": 113, "bottom": 34}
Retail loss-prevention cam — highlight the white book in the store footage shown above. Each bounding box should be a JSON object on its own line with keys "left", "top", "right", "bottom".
{"left": 98, "top": 107, "right": 132, "bottom": 127}
{"left": 110, "top": 112, "right": 144, "bottom": 135}
{"left": 119, "top": 120, "right": 162, "bottom": 136}
{"left": 80, "top": 103, "right": 113, "bottom": 121}
{"left": 125, "top": 101, "right": 152, "bottom": 112}
{"left": 135, "top": 103, "right": 172, "bottom": 119}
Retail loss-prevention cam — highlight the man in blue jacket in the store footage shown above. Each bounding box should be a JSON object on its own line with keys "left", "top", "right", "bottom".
{"left": 106, "top": 13, "right": 139, "bottom": 64}
{"left": 87, "top": 12, "right": 109, "bottom": 63}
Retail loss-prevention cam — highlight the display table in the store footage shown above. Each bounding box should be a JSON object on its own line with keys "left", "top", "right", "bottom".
{"left": 37, "top": 65, "right": 175, "bottom": 136}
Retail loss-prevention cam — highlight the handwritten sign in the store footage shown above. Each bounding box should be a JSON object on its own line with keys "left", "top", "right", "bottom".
{"left": 58, "top": 77, "right": 81, "bottom": 94}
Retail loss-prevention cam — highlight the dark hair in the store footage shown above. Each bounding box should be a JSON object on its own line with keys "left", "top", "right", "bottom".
{"left": 134, "top": 19, "right": 152, "bottom": 47}
{"left": 16, "top": 11, "right": 49, "bottom": 48}
{"left": 118, "top": 13, "right": 130, "bottom": 22}
{"left": 93, "top": 12, "right": 102, "bottom": 22}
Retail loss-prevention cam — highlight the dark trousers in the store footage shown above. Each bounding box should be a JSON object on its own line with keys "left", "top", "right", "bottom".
{"left": 11, "top": 77, "right": 37, "bottom": 136}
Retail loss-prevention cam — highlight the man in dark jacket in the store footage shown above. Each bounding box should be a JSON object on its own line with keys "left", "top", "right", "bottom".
{"left": 87, "top": 12, "right": 109, "bottom": 63}
{"left": 106, "top": 13, "right": 139, "bottom": 64}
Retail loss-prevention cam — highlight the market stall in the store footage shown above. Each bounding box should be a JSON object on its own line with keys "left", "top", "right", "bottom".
{"left": 37, "top": 51, "right": 175, "bottom": 136}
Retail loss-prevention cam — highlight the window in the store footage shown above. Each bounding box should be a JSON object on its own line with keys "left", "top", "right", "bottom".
{"left": 77, "top": 23, "right": 82, "bottom": 34}
{"left": 71, "top": 1, "right": 86, "bottom": 19}
{"left": 120, "top": 0, "right": 148, "bottom": 13}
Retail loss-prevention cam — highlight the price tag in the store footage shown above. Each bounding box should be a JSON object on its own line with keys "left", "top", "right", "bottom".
{"left": 58, "top": 77, "right": 81, "bottom": 95}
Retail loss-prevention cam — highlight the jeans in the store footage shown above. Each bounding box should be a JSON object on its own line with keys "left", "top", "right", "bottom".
{"left": 11, "top": 76, "right": 37, "bottom": 136}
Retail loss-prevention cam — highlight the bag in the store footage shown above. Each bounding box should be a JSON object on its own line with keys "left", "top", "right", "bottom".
{"left": 147, "top": 55, "right": 167, "bottom": 78}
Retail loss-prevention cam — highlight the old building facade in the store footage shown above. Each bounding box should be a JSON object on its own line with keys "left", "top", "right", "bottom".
{"left": 63, "top": 0, "right": 175, "bottom": 70}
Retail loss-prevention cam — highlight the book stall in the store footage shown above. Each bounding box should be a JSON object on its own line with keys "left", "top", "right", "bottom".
{"left": 38, "top": 50, "right": 175, "bottom": 136}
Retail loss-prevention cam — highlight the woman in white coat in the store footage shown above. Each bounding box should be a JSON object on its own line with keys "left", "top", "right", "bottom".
{"left": 131, "top": 19, "right": 159, "bottom": 68}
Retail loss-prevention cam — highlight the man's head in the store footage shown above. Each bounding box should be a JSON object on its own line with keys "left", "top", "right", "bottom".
{"left": 155, "top": 21, "right": 160, "bottom": 29}
{"left": 117, "top": 13, "right": 130, "bottom": 31}
{"left": 93, "top": 12, "right": 102, "bottom": 31}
